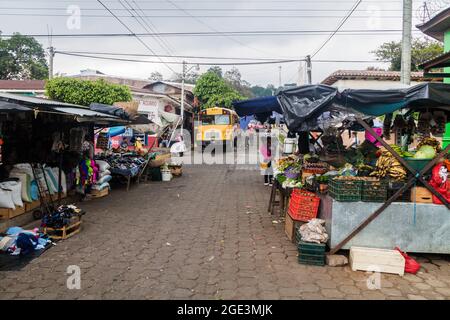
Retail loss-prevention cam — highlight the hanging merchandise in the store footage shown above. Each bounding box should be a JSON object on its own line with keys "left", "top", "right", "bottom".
{"left": 429, "top": 163, "right": 450, "bottom": 205}
{"left": 431, "top": 111, "right": 446, "bottom": 135}
{"left": 417, "top": 111, "right": 432, "bottom": 134}
{"left": 51, "top": 132, "right": 66, "bottom": 153}
{"left": 69, "top": 127, "right": 86, "bottom": 153}
{"left": 383, "top": 113, "right": 393, "bottom": 139}
{"left": 96, "top": 132, "right": 109, "bottom": 150}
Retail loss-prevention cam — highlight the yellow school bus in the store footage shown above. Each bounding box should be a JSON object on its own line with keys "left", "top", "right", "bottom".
{"left": 195, "top": 107, "right": 240, "bottom": 149}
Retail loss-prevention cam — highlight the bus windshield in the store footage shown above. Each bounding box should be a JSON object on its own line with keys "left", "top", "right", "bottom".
{"left": 201, "top": 114, "right": 230, "bottom": 125}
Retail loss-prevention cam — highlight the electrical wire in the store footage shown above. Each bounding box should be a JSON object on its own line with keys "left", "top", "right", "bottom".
{"left": 311, "top": 0, "right": 363, "bottom": 58}
{"left": 95, "top": 0, "right": 177, "bottom": 73}
{"left": 55, "top": 50, "right": 390, "bottom": 65}
{"left": 118, "top": 0, "right": 174, "bottom": 56}
{"left": 0, "top": 30, "right": 421, "bottom": 38}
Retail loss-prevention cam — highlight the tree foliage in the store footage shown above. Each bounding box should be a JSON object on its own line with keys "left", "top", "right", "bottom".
{"left": 250, "top": 84, "right": 276, "bottom": 97}
{"left": 0, "top": 32, "right": 48, "bottom": 80}
{"left": 193, "top": 71, "right": 243, "bottom": 109}
{"left": 223, "top": 67, "right": 253, "bottom": 98}
{"left": 373, "top": 37, "right": 443, "bottom": 71}
{"left": 148, "top": 71, "right": 163, "bottom": 81}
{"left": 207, "top": 66, "right": 223, "bottom": 78}
{"left": 46, "top": 77, "right": 132, "bottom": 106}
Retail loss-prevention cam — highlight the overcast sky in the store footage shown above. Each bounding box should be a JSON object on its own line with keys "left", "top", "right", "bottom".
{"left": 0, "top": 0, "right": 445, "bottom": 86}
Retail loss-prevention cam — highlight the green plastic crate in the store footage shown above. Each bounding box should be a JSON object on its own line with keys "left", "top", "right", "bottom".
{"left": 298, "top": 253, "right": 325, "bottom": 266}
{"left": 361, "top": 180, "right": 387, "bottom": 202}
{"left": 328, "top": 179, "right": 362, "bottom": 202}
{"left": 297, "top": 239, "right": 327, "bottom": 253}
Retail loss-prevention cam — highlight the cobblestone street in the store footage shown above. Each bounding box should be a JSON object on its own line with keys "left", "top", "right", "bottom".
{"left": 1, "top": 163, "right": 450, "bottom": 300}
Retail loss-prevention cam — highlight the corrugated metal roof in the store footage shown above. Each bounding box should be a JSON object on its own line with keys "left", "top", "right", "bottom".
{"left": 0, "top": 92, "right": 87, "bottom": 108}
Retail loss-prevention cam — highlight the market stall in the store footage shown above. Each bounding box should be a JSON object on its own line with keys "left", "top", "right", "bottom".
{"left": 235, "top": 82, "right": 450, "bottom": 261}
{"left": 0, "top": 93, "right": 128, "bottom": 257}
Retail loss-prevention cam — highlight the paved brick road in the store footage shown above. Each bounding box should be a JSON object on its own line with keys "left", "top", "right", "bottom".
{"left": 1, "top": 163, "right": 450, "bottom": 300}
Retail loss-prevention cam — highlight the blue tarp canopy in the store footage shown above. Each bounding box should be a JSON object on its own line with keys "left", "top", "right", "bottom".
{"left": 232, "top": 96, "right": 282, "bottom": 117}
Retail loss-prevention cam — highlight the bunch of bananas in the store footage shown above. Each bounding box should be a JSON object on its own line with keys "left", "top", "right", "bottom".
{"left": 417, "top": 137, "right": 441, "bottom": 153}
{"left": 370, "top": 150, "right": 407, "bottom": 181}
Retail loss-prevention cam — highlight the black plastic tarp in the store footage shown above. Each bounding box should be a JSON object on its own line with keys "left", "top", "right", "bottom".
{"left": 89, "top": 103, "right": 130, "bottom": 120}
{"left": 276, "top": 82, "right": 450, "bottom": 132}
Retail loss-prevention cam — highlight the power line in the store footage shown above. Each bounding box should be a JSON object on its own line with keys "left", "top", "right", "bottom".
{"left": 55, "top": 51, "right": 390, "bottom": 65}
{"left": 56, "top": 50, "right": 305, "bottom": 61}
{"left": 0, "top": 13, "right": 406, "bottom": 18}
{"left": 56, "top": 50, "right": 391, "bottom": 63}
{"left": 95, "top": 0, "right": 177, "bottom": 73}
{"left": 0, "top": 7, "right": 405, "bottom": 12}
{"left": 0, "top": 30, "right": 421, "bottom": 38}
{"left": 131, "top": 0, "right": 176, "bottom": 54}
{"left": 118, "top": 0, "right": 174, "bottom": 56}
{"left": 311, "top": 0, "right": 363, "bottom": 58}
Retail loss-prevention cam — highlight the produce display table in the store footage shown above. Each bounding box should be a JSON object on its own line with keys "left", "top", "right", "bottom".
{"left": 319, "top": 195, "right": 450, "bottom": 254}
{"left": 268, "top": 180, "right": 293, "bottom": 215}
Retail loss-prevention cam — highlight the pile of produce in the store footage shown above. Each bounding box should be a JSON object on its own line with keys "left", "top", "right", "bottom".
{"left": 390, "top": 145, "right": 414, "bottom": 158}
{"left": 276, "top": 155, "right": 300, "bottom": 172}
{"left": 370, "top": 150, "right": 407, "bottom": 181}
{"left": 416, "top": 137, "right": 441, "bottom": 155}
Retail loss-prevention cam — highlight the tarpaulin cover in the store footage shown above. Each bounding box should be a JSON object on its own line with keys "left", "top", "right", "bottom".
{"left": 233, "top": 96, "right": 282, "bottom": 117}
{"left": 276, "top": 83, "right": 450, "bottom": 132}
{"left": 90, "top": 103, "right": 130, "bottom": 120}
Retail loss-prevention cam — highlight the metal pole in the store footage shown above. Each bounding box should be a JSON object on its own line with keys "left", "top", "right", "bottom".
{"left": 401, "top": 0, "right": 412, "bottom": 85}
{"left": 278, "top": 66, "right": 282, "bottom": 88}
{"left": 48, "top": 46, "right": 55, "bottom": 79}
{"left": 306, "top": 55, "right": 312, "bottom": 84}
{"left": 181, "top": 60, "right": 186, "bottom": 135}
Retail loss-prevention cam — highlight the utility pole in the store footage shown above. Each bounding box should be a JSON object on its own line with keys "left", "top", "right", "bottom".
{"left": 181, "top": 60, "right": 186, "bottom": 135}
{"left": 278, "top": 66, "right": 282, "bottom": 88}
{"left": 401, "top": 0, "right": 413, "bottom": 85}
{"left": 48, "top": 46, "right": 55, "bottom": 79}
{"left": 306, "top": 55, "right": 312, "bottom": 84}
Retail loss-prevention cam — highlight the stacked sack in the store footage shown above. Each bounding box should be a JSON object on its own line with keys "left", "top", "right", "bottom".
{"left": 92, "top": 160, "right": 112, "bottom": 192}
{"left": 298, "top": 219, "right": 329, "bottom": 244}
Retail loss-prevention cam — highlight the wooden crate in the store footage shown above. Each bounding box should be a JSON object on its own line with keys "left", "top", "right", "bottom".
{"left": 0, "top": 206, "right": 26, "bottom": 220}
{"left": 43, "top": 217, "right": 82, "bottom": 240}
{"left": 25, "top": 199, "right": 41, "bottom": 212}
{"left": 90, "top": 188, "right": 109, "bottom": 198}
{"left": 284, "top": 213, "right": 303, "bottom": 242}
{"left": 410, "top": 186, "right": 433, "bottom": 203}
{"left": 350, "top": 246, "right": 405, "bottom": 276}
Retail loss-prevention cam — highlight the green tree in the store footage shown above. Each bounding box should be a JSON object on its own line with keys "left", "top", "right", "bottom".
{"left": 207, "top": 66, "right": 223, "bottom": 78}
{"left": 148, "top": 71, "right": 163, "bottom": 81}
{"left": 224, "top": 67, "right": 253, "bottom": 98}
{"left": 46, "top": 78, "right": 132, "bottom": 106}
{"left": 373, "top": 37, "right": 443, "bottom": 71}
{"left": 193, "top": 71, "right": 243, "bottom": 109}
{"left": 251, "top": 84, "right": 276, "bottom": 97}
{"left": 0, "top": 32, "right": 48, "bottom": 80}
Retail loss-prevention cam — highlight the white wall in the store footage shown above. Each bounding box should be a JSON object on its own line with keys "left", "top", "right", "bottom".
{"left": 332, "top": 79, "right": 423, "bottom": 90}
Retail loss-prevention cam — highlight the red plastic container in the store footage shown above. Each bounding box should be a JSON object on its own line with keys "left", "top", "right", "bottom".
{"left": 288, "top": 189, "right": 320, "bottom": 222}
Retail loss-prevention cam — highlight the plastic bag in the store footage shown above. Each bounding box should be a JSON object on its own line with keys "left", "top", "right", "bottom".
{"left": 395, "top": 247, "right": 421, "bottom": 274}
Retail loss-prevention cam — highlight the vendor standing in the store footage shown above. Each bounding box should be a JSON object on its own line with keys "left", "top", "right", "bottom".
{"left": 259, "top": 132, "right": 273, "bottom": 186}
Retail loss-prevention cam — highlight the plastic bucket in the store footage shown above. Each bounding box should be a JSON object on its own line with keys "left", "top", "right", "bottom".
{"left": 161, "top": 170, "right": 172, "bottom": 182}
{"left": 283, "top": 138, "right": 296, "bottom": 154}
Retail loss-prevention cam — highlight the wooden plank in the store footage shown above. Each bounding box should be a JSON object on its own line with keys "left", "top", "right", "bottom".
{"left": 284, "top": 213, "right": 295, "bottom": 241}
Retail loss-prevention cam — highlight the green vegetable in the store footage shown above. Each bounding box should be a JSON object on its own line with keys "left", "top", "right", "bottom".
{"left": 413, "top": 145, "right": 436, "bottom": 159}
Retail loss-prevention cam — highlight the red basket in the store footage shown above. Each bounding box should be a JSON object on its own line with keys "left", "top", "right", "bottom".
{"left": 288, "top": 189, "right": 320, "bottom": 222}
